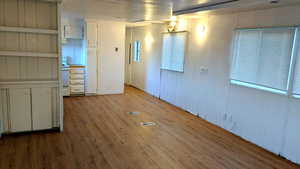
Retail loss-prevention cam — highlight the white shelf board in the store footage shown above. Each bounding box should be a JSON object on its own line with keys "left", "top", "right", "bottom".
{"left": 0, "top": 51, "right": 58, "bottom": 58}
{"left": 0, "top": 80, "right": 59, "bottom": 88}
{"left": 39, "top": 0, "right": 62, "bottom": 2}
{"left": 0, "top": 26, "right": 58, "bottom": 34}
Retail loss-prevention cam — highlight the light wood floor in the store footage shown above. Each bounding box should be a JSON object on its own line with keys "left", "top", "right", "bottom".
{"left": 0, "top": 86, "right": 299, "bottom": 169}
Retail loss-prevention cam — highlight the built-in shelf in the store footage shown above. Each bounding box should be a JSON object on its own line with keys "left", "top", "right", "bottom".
{"left": 0, "top": 80, "right": 59, "bottom": 88}
{"left": 0, "top": 51, "right": 58, "bottom": 58}
{"left": 0, "top": 26, "right": 58, "bottom": 34}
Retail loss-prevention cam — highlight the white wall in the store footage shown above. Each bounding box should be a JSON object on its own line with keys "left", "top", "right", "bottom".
{"left": 126, "top": 5, "right": 300, "bottom": 164}
{"left": 89, "top": 20, "right": 126, "bottom": 95}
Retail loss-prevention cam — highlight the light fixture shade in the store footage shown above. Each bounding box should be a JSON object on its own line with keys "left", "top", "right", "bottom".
{"left": 167, "top": 21, "right": 177, "bottom": 32}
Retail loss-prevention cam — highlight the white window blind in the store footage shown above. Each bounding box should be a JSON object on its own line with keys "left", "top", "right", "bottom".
{"left": 161, "top": 32, "right": 187, "bottom": 72}
{"left": 231, "top": 27, "right": 295, "bottom": 93}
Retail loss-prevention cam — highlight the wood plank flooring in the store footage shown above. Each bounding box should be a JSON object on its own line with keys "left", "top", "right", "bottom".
{"left": 0, "top": 86, "right": 299, "bottom": 169}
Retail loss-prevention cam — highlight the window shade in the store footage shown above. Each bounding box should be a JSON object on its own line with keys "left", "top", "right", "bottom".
{"left": 161, "top": 32, "right": 187, "bottom": 72}
{"left": 293, "top": 38, "right": 300, "bottom": 96}
{"left": 231, "top": 28, "right": 295, "bottom": 92}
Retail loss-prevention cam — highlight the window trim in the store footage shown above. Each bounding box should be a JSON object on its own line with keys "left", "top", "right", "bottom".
{"left": 230, "top": 80, "right": 288, "bottom": 96}
{"left": 160, "top": 31, "right": 188, "bottom": 73}
{"left": 230, "top": 26, "right": 300, "bottom": 97}
{"left": 235, "top": 26, "right": 298, "bottom": 31}
{"left": 287, "top": 28, "right": 300, "bottom": 97}
{"left": 293, "top": 94, "right": 300, "bottom": 99}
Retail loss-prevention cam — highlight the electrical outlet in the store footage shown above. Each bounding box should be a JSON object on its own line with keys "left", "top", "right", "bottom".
{"left": 230, "top": 122, "right": 237, "bottom": 131}
{"left": 229, "top": 114, "right": 233, "bottom": 123}
{"left": 223, "top": 113, "right": 227, "bottom": 120}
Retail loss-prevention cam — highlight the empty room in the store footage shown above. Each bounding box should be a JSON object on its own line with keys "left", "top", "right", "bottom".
{"left": 1, "top": 0, "right": 300, "bottom": 168}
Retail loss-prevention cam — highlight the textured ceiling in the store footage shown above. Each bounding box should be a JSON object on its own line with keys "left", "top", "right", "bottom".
{"left": 61, "top": 0, "right": 300, "bottom": 22}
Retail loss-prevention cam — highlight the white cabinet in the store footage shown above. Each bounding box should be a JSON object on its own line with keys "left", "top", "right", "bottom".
{"left": 62, "top": 19, "right": 83, "bottom": 41}
{"left": 85, "top": 22, "right": 98, "bottom": 94}
{"left": 3, "top": 87, "right": 55, "bottom": 133}
{"left": 86, "top": 22, "right": 98, "bottom": 48}
{"left": 0, "top": 0, "right": 63, "bottom": 135}
{"left": 32, "top": 88, "right": 52, "bottom": 130}
{"left": 64, "top": 24, "right": 83, "bottom": 39}
{"left": 9, "top": 89, "right": 32, "bottom": 132}
{"left": 86, "top": 48, "right": 98, "bottom": 94}
{"left": 70, "top": 66, "right": 85, "bottom": 95}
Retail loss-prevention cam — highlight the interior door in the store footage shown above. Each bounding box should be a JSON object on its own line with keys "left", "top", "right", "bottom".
{"left": 131, "top": 40, "right": 143, "bottom": 89}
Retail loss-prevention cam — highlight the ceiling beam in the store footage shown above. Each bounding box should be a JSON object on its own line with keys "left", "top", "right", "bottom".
{"left": 173, "top": 0, "right": 240, "bottom": 15}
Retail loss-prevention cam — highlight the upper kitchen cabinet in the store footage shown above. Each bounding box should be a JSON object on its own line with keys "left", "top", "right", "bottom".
{"left": 62, "top": 18, "right": 83, "bottom": 41}
{"left": 86, "top": 22, "right": 98, "bottom": 48}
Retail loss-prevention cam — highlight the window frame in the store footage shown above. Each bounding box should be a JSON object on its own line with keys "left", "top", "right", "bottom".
{"left": 133, "top": 40, "right": 141, "bottom": 62}
{"left": 229, "top": 26, "right": 300, "bottom": 98}
{"left": 160, "top": 31, "right": 188, "bottom": 73}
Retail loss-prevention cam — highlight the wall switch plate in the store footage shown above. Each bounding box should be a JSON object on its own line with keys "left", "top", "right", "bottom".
{"left": 199, "top": 66, "right": 208, "bottom": 73}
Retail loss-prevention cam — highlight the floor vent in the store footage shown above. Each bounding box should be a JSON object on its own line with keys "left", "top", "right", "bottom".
{"left": 141, "top": 122, "right": 156, "bottom": 126}
{"left": 128, "top": 112, "right": 140, "bottom": 115}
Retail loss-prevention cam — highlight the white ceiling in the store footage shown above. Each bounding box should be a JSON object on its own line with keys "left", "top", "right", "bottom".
{"left": 61, "top": 0, "right": 300, "bottom": 22}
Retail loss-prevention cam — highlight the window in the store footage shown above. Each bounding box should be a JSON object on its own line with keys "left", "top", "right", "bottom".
{"left": 161, "top": 32, "right": 187, "bottom": 72}
{"left": 133, "top": 41, "right": 141, "bottom": 62}
{"left": 293, "top": 39, "right": 300, "bottom": 97}
{"left": 231, "top": 27, "right": 296, "bottom": 94}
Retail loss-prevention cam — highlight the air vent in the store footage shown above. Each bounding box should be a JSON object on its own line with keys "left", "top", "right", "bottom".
{"left": 141, "top": 122, "right": 156, "bottom": 126}
{"left": 173, "top": 0, "right": 240, "bottom": 15}
{"left": 128, "top": 111, "right": 140, "bottom": 115}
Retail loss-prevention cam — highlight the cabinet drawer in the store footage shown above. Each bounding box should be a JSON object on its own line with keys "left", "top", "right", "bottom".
{"left": 70, "top": 69, "right": 85, "bottom": 74}
{"left": 70, "top": 74, "right": 84, "bottom": 79}
{"left": 70, "top": 85, "right": 84, "bottom": 93}
{"left": 70, "top": 79, "right": 84, "bottom": 85}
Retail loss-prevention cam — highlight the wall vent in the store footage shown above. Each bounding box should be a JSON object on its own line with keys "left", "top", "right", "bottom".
{"left": 128, "top": 111, "right": 140, "bottom": 115}
{"left": 141, "top": 122, "right": 156, "bottom": 126}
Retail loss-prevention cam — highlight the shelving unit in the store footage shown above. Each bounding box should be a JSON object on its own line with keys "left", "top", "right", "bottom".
{"left": 0, "top": 0, "right": 63, "bottom": 136}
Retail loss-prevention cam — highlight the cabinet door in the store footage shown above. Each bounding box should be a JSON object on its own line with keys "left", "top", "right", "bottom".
{"left": 65, "top": 25, "right": 83, "bottom": 39}
{"left": 9, "top": 88, "right": 32, "bottom": 132}
{"left": 32, "top": 88, "right": 52, "bottom": 130}
{"left": 86, "top": 48, "right": 97, "bottom": 93}
{"left": 86, "top": 22, "right": 98, "bottom": 48}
